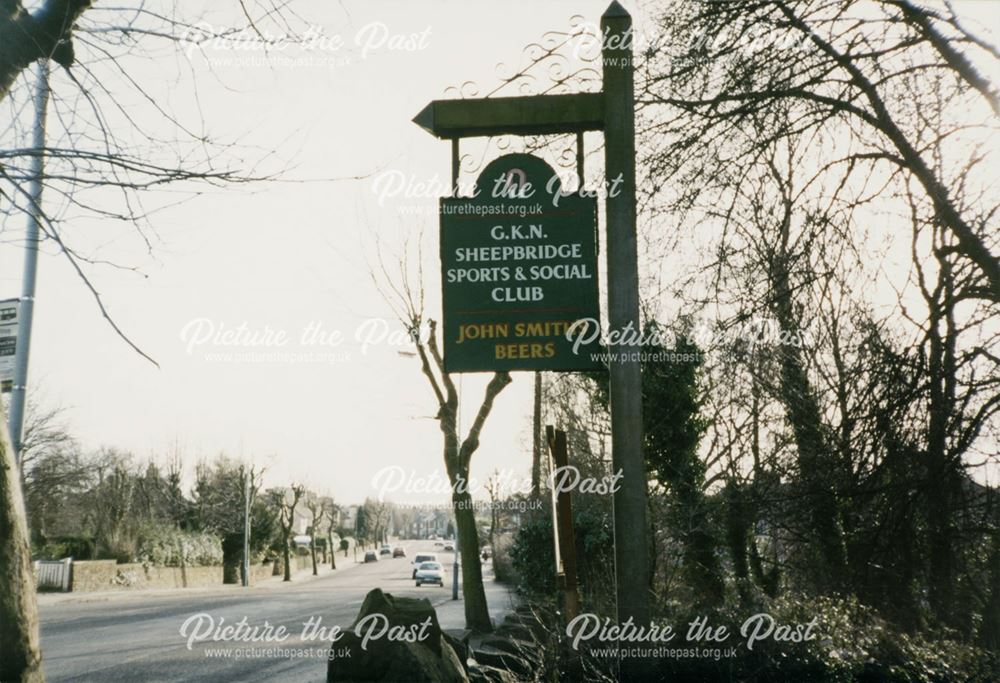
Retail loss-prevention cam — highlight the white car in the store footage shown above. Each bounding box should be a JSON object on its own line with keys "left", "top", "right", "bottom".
{"left": 411, "top": 553, "right": 438, "bottom": 579}
{"left": 414, "top": 561, "right": 444, "bottom": 587}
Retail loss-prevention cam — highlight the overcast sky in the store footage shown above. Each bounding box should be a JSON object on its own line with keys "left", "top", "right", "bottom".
{"left": 1, "top": 0, "right": 996, "bottom": 504}
{"left": 0, "top": 0, "right": 620, "bottom": 505}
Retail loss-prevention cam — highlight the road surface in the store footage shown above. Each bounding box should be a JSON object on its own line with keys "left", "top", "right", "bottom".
{"left": 37, "top": 541, "right": 512, "bottom": 683}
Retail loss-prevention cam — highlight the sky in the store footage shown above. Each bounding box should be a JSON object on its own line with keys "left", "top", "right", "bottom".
{"left": 0, "top": 0, "right": 616, "bottom": 505}
{"left": 1, "top": 0, "right": 997, "bottom": 505}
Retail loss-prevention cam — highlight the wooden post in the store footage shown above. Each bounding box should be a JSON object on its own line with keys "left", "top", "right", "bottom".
{"left": 601, "top": 1, "right": 649, "bottom": 628}
{"left": 547, "top": 426, "right": 581, "bottom": 621}
{"left": 532, "top": 373, "right": 542, "bottom": 497}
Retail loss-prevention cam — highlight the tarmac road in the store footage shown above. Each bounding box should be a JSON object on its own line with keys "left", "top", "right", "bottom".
{"left": 37, "top": 540, "right": 512, "bottom": 683}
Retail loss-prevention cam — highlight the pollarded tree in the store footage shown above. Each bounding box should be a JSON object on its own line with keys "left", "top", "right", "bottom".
{"left": 324, "top": 502, "right": 338, "bottom": 569}
{"left": 305, "top": 495, "right": 330, "bottom": 576}
{"left": 373, "top": 246, "right": 511, "bottom": 633}
{"left": 270, "top": 485, "right": 305, "bottom": 582}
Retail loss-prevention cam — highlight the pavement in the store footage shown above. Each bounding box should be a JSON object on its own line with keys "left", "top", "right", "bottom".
{"left": 36, "top": 540, "right": 516, "bottom": 683}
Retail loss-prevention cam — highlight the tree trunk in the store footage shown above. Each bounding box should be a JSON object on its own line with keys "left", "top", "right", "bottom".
{"left": 0, "top": 0, "right": 90, "bottom": 103}
{"left": 310, "top": 536, "right": 318, "bottom": 576}
{"left": 769, "top": 223, "right": 848, "bottom": 592}
{"left": 454, "top": 487, "right": 491, "bottom": 633}
{"left": 221, "top": 534, "right": 241, "bottom": 584}
{"left": 724, "top": 481, "right": 752, "bottom": 603}
{"left": 282, "top": 535, "right": 292, "bottom": 582}
{"left": 0, "top": 402, "right": 45, "bottom": 682}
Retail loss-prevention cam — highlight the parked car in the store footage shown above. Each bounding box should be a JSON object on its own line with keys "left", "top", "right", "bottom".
{"left": 392, "top": 547, "right": 406, "bottom": 558}
{"left": 411, "top": 553, "right": 438, "bottom": 578}
{"left": 434, "top": 541, "right": 444, "bottom": 547}
{"left": 414, "top": 561, "right": 444, "bottom": 587}
{"left": 364, "top": 550, "right": 378, "bottom": 563}
{"left": 443, "top": 543, "right": 454, "bottom": 551}
{"left": 379, "top": 547, "right": 392, "bottom": 557}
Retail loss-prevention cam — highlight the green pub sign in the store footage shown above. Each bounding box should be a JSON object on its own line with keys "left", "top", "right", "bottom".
{"left": 440, "top": 153, "right": 603, "bottom": 373}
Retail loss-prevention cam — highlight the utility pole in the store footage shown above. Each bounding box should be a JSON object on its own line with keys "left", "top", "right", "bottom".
{"left": 8, "top": 61, "right": 49, "bottom": 462}
{"left": 601, "top": 2, "right": 649, "bottom": 628}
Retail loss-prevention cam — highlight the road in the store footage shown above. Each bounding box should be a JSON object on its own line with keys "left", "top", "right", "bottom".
{"left": 37, "top": 541, "right": 513, "bottom": 683}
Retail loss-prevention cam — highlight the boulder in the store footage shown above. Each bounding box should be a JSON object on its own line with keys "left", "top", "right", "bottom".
{"left": 443, "top": 630, "right": 471, "bottom": 673}
{"left": 327, "top": 589, "right": 468, "bottom": 682}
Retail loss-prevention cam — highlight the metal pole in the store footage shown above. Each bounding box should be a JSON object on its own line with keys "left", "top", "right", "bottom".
{"left": 9, "top": 61, "right": 50, "bottom": 462}
{"left": 601, "top": 2, "right": 649, "bottom": 628}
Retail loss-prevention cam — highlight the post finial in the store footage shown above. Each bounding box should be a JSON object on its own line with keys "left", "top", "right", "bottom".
{"left": 602, "top": 1, "right": 630, "bottom": 20}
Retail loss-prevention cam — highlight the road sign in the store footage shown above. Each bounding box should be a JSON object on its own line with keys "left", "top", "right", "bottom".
{"left": 440, "top": 153, "right": 602, "bottom": 373}
{"left": 0, "top": 298, "right": 18, "bottom": 393}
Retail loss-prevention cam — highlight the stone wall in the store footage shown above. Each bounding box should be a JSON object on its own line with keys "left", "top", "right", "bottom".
{"left": 69, "top": 560, "right": 275, "bottom": 592}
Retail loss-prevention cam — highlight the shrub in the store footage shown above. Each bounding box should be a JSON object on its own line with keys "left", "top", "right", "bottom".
{"left": 573, "top": 593, "right": 999, "bottom": 683}
{"left": 136, "top": 524, "right": 223, "bottom": 567}
{"left": 33, "top": 536, "right": 95, "bottom": 561}
{"left": 492, "top": 532, "right": 517, "bottom": 583}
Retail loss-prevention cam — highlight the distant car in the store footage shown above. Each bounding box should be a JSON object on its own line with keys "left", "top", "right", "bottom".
{"left": 392, "top": 547, "right": 406, "bottom": 558}
{"left": 411, "top": 553, "right": 438, "bottom": 578}
{"left": 443, "top": 543, "right": 454, "bottom": 551}
{"left": 379, "top": 547, "right": 392, "bottom": 556}
{"left": 364, "top": 550, "right": 378, "bottom": 563}
{"left": 415, "top": 561, "right": 444, "bottom": 587}
{"left": 434, "top": 541, "right": 444, "bottom": 547}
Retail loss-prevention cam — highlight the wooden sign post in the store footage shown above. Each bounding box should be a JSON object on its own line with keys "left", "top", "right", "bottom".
{"left": 415, "top": 0, "right": 648, "bottom": 630}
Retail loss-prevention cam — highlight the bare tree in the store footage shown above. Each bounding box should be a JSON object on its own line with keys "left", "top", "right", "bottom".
{"left": 324, "top": 502, "right": 338, "bottom": 569}
{"left": 305, "top": 495, "right": 329, "bottom": 577}
{"left": 373, "top": 243, "right": 511, "bottom": 632}
{"left": 270, "top": 484, "right": 305, "bottom": 583}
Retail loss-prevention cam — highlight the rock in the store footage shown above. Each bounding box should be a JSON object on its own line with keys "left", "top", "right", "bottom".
{"left": 443, "top": 630, "right": 471, "bottom": 672}
{"left": 327, "top": 588, "right": 468, "bottom": 682}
